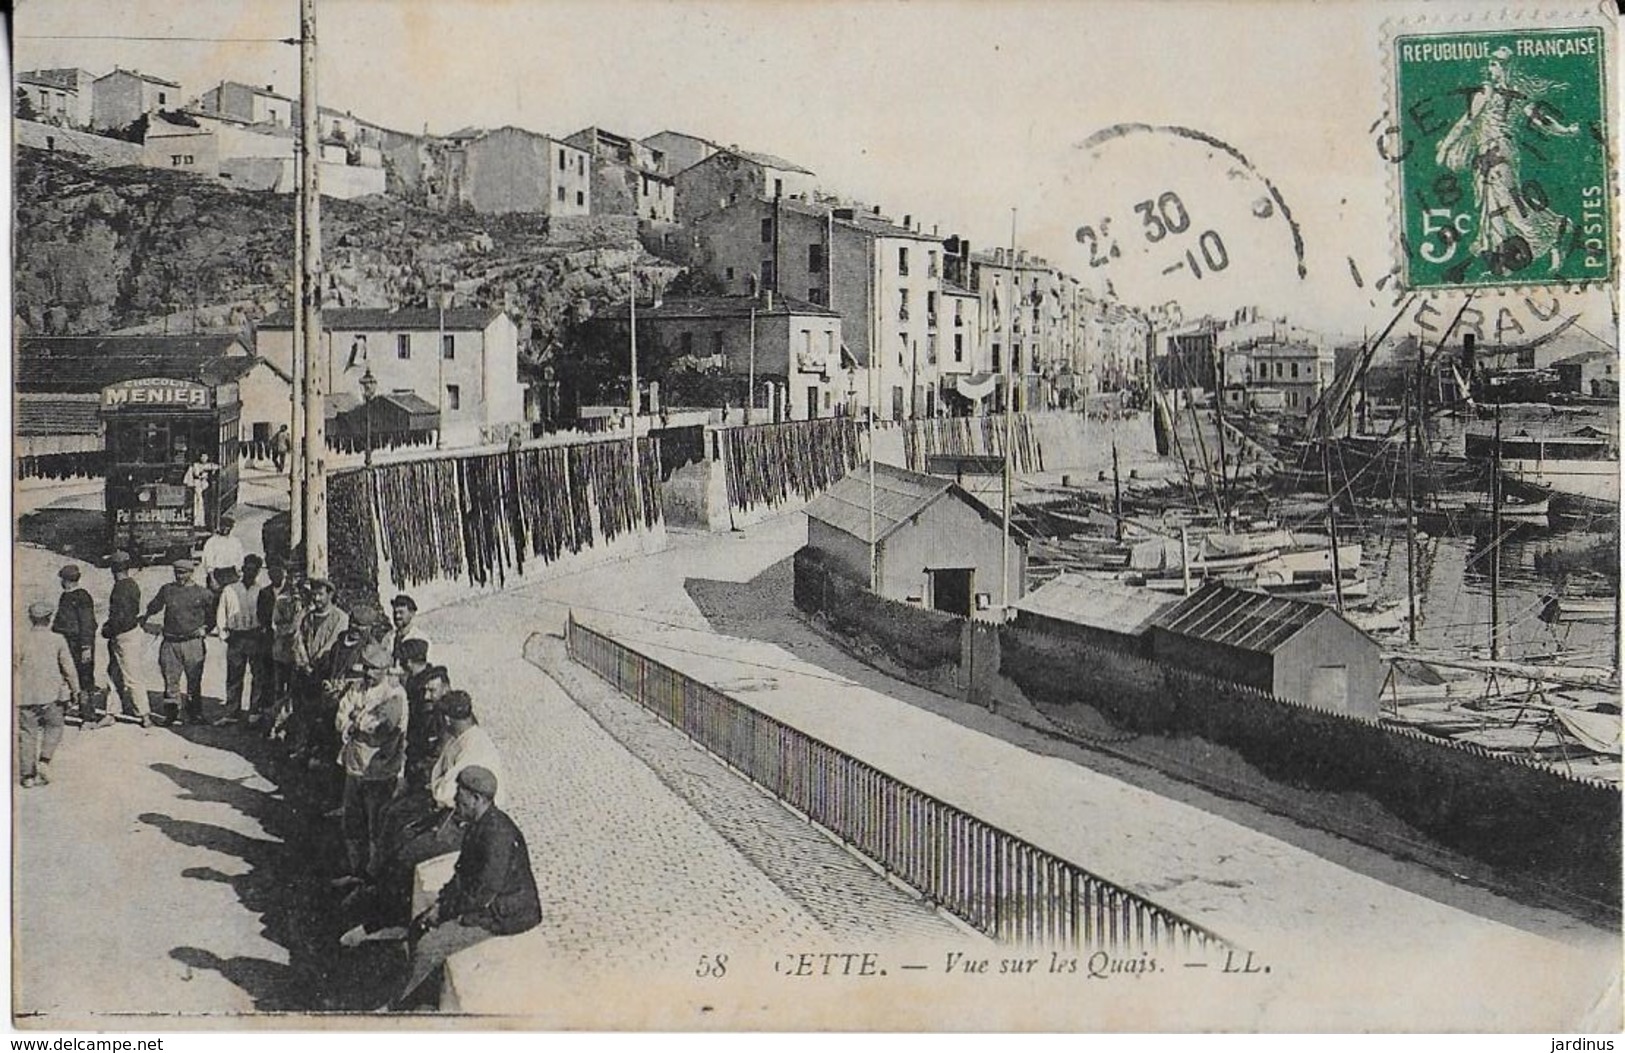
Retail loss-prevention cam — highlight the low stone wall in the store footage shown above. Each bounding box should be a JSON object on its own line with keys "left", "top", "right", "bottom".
{"left": 793, "top": 546, "right": 1623, "bottom": 914}
{"left": 16, "top": 120, "right": 142, "bottom": 165}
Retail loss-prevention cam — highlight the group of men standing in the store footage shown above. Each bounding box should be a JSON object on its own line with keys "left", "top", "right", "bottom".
{"left": 17, "top": 514, "right": 542, "bottom": 1009}
{"left": 267, "top": 584, "right": 540, "bottom": 1009}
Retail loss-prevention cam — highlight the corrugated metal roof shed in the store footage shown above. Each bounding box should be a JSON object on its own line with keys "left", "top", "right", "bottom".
{"left": 805, "top": 462, "right": 954, "bottom": 545}
{"left": 1151, "top": 583, "right": 1340, "bottom": 653}
{"left": 1013, "top": 575, "right": 1175, "bottom": 636}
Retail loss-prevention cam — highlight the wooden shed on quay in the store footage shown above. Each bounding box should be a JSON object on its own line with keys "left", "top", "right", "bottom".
{"left": 1147, "top": 583, "right": 1383, "bottom": 719}
{"left": 1009, "top": 574, "right": 1174, "bottom": 657}
{"left": 804, "top": 461, "right": 1025, "bottom": 619}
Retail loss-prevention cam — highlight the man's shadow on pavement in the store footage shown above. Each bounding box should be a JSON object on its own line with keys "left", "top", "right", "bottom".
{"left": 142, "top": 749, "right": 401, "bottom": 1012}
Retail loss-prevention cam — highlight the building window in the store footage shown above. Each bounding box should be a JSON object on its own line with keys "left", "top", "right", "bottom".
{"left": 926, "top": 291, "right": 938, "bottom": 326}
{"left": 557, "top": 186, "right": 566, "bottom": 202}
{"left": 760, "top": 218, "right": 774, "bottom": 243}
{"left": 808, "top": 287, "right": 823, "bottom": 305}
{"left": 898, "top": 289, "right": 910, "bottom": 321}
{"left": 992, "top": 343, "right": 1002, "bottom": 372}
{"left": 576, "top": 191, "right": 584, "bottom": 207}
{"left": 578, "top": 156, "right": 585, "bottom": 175}
{"left": 447, "top": 384, "right": 461, "bottom": 410}
{"left": 928, "top": 250, "right": 939, "bottom": 277}
{"left": 158, "top": 92, "right": 167, "bottom": 105}
{"left": 954, "top": 333, "right": 964, "bottom": 363}
{"left": 680, "top": 332, "right": 694, "bottom": 356}
{"left": 802, "top": 329, "right": 813, "bottom": 357}
{"left": 898, "top": 247, "right": 910, "bottom": 276}
{"left": 397, "top": 334, "right": 411, "bottom": 359}
{"left": 559, "top": 150, "right": 566, "bottom": 171}
{"left": 807, "top": 243, "right": 823, "bottom": 272}
{"left": 442, "top": 334, "right": 455, "bottom": 360}
{"left": 773, "top": 177, "right": 784, "bottom": 198}
{"left": 1291, "top": 361, "right": 1300, "bottom": 379}
{"left": 725, "top": 267, "right": 736, "bottom": 282}
{"left": 761, "top": 260, "right": 775, "bottom": 289}
{"left": 955, "top": 300, "right": 964, "bottom": 326}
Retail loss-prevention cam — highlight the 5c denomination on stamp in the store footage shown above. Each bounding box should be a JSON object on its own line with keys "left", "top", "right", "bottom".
{"left": 1391, "top": 24, "right": 1611, "bottom": 290}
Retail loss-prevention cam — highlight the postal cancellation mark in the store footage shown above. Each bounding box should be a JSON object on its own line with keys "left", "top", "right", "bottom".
{"left": 1392, "top": 26, "right": 1611, "bottom": 291}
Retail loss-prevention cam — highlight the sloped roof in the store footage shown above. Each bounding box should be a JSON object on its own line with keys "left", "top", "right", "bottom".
{"left": 775, "top": 198, "right": 944, "bottom": 243}
{"left": 806, "top": 462, "right": 951, "bottom": 544}
{"left": 806, "top": 462, "right": 1004, "bottom": 545}
{"left": 603, "top": 294, "right": 837, "bottom": 321}
{"left": 16, "top": 398, "right": 102, "bottom": 436}
{"left": 257, "top": 307, "right": 505, "bottom": 331}
{"left": 98, "top": 67, "right": 181, "bottom": 89}
{"left": 1150, "top": 582, "right": 1362, "bottom": 653}
{"left": 17, "top": 335, "right": 251, "bottom": 394}
{"left": 208, "top": 353, "right": 293, "bottom": 385}
{"left": 214, "top": 80, "right": 293, "bottom": 102}
{"left": 1551, "top": 350, "right": 1614, "bottom": 366}
{"left": 1013, "top": 575, "right": 1175, "bottom": 636}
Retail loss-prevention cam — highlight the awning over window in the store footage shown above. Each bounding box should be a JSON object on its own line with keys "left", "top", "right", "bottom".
{"left": 956, "top": 372, "right": 997, "bottom": 400}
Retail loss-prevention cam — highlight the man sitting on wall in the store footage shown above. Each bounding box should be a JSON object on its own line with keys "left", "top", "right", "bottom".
{"left": 391, "top": 766, "right": 540, "bottom": 1010}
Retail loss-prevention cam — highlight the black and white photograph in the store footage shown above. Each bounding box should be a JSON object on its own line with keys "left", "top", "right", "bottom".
{"left": 8, "top": 0, "right": 1622, "bottom": 1035}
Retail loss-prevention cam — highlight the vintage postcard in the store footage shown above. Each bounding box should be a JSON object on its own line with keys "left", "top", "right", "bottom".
{"left": 9, "top": 0, "right": 1622, "bottom": 1036}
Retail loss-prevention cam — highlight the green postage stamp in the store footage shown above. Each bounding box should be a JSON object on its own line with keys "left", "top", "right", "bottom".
{"left": 1392, "top": 25, "right": 1612, "bottom": 290}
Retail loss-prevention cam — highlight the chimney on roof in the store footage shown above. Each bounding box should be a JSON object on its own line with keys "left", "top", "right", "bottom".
{"left": 266, "top": 85, "right": 274, "bottom": 93}
{"left": 932, "top": 223, "right": 938, "bottom": 236}
{"left": 872, "top": 205, "right": 881, "bottom": 216}
{"left": 762, "top": 287, "right": 774, "bottom": 312}
{"left": 903, "top": 214, "right": 911, "bottom": 229}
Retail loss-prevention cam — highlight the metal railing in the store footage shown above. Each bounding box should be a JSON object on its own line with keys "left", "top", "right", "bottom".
{"left": 566, "top": 615, "right": 1237, "bottom": 956}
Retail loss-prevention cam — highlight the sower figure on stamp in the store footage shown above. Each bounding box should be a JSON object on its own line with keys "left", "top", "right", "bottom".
{"left": 391, "top": 766, "right": 540, "bottom": 1010}
{"left": 52, "top": 564, "right": 97, "bottom": 723}
{"left": 141, "top": 558, "right": 214, "bottom": 726}
{"left": 1434, "top": 47, "right": 1580, "bottom": 273}
{"left": 101, "top": 551, "right": 151, "bottom": 728}
{"left": 17, "top": 600, "right": 77, "bottom": 787}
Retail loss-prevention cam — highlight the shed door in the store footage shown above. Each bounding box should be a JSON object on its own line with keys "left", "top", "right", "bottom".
{"left": 1310, "top": 665, "right": 1348, "bottom": 711}
{"left": 930, "top": 567, "right": 973, "bottom": 617}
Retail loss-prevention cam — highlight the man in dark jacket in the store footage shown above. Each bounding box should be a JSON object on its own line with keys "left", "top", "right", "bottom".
{"left": 53, "top": 564, "right": 98, "bottom": 721}
{"left": 100, "top": 552, "right": 149, "bottom": 728}
{"left": 394, "top": 765, "right": 540, "bottom": 1008}
{"left": 142, "top": 558, "right": 215, "bottom": 725}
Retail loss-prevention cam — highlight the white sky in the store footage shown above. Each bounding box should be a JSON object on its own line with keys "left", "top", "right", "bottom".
{"left": 13, "top": 0, "right": 1620, "bottom": 345}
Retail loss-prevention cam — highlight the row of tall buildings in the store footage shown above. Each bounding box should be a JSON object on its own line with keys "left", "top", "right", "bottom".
{"left": 18, "top": 61, "right": 1152, "bottom": 425}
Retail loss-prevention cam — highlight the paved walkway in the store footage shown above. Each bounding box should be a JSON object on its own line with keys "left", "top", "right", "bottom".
{"left": 431, "top": 511, "right": 1621, "bottom": 1031}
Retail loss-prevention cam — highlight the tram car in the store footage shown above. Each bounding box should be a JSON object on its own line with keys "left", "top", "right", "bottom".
{"left": 100, "top": 376, "right": 240, "bottom": 563}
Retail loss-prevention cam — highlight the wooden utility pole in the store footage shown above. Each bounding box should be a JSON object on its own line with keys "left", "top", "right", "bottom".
{"left": 629, "top": 262, "right": 641, "bottom": 513}
{"left": 299, "top": 0, "right": 327, "bottom": 577}
{"left": 288, "top": 140, "right": 304, "bottom": 555}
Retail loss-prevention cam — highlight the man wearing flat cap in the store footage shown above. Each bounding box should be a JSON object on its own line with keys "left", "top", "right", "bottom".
{"left": 17, "top": 600, "right": 77, "bottom": 786}
{"left": 141, "top": 558, "right": 214, "bottom": 725}
{"left": 387, "top": 594, "right": 429, "bottom": 668}
{"left": 101, "top": 552, "right": 151, "bottom": 728}
{"left": 52, "top": 563, "right": 97, "bottom": 721}
{"left": 335, "top": 641, "right": 408, "bottom": 886}
{"left": 290, "top": 578, "right": 348, "bottom": 764}
{"left": 394, "top": 765, "right": 540, "bottom": 1008}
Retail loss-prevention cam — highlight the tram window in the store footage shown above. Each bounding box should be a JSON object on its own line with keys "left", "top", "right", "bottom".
{"left": 138, "top": 422, "right": 170, "bottom": 464}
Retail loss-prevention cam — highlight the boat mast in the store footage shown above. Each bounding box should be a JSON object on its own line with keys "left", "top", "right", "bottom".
{"left": 1404, "top": 386, "right": 1418, "bottom": 645}
{"left": 1320, "top": 403, "right": 1346, "bottom": 612}
{"left": 1112, "top": 438, "right": 1124, "bottom": 543}
{"left": 1490, "top": 401, "right": 1502, "bottom": 660}
{"left": 1213, "top": 343, "right": 1230, "bottom": 526}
